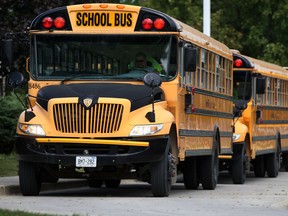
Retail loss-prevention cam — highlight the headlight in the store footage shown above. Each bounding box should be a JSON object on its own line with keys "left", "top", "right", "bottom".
{"left": 19, "top": 123, "right": 46, "bottom": 136}
{"left": 130, "top": 124, "right": 163, "bottom": 136}
{"left": 233, "top": 133, "right": 241, "bottom": 141}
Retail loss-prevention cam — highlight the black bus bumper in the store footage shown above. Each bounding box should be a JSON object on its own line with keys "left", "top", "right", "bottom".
{"left": 15, "top": 136, "right": 168, "bottom": 166}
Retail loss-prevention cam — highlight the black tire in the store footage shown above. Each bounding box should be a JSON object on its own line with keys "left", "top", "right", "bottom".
{"left": 283, "top": 153, "right": 288, "bottom": 171}
{"left": 150, "top": 141, "right": 171, "bottom": 197}
{"left": 254, "top": 155, "right": 266, "bottom": 177}
{"left": 105, "top": 179, "right": 121, "bottom": 188}
{"left": 265, "top": 147, "right": 280, "bottom": 177}
{"left": 232, "top": 144, "right": 247, "bottom": 184}
{"left": 183, "top": 156, "right": 199, "bottom": 189}
{"left": 200, "top": 143, "right": 219, "bottom": 190}
{"left": 87, "top": 179, "right": 103, "bottom": 188}
{"left": 19, "top": 160, "right": 41, "bottom": 196}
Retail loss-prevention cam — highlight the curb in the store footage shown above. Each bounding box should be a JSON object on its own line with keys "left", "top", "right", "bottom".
{"left": 0, "top": 178, "right": 87, "bottom": 196}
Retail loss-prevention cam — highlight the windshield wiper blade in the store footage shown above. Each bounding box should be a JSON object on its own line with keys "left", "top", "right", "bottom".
{"left": 60, "top": 73, "right": 97, "bottom": 84}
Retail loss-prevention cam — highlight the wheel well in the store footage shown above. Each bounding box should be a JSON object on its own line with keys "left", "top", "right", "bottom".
{"left": 169, "top": 124, "right": 179, "bottom": 164}
{"left": 276, "top": 132, "right": 281, "bottom": 152}
{"left": 245, "top": 134, "right": 251, "bottom": 160}
{"left": 213, "top": 125, "right": 220, "bottom": 154}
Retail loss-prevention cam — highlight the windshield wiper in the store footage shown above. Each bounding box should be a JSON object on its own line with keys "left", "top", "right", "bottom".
{"left": 60, "top": 73, "right": 99, "bottom": 84}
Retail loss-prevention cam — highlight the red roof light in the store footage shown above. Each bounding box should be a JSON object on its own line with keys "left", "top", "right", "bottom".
{"left": 142, "top": 18, "right": 153, "bottom": 30}
{"left": 54, "top": 17, "right": 65, "bottom": 29}
{"left": 154, "top": 18, "right": 165, "bottom": 30}
{"left": 234, "top": 59, "right": 243, "bottom": 67}
{"left": 42, "top": 17, "right": 53, "bottom": 29}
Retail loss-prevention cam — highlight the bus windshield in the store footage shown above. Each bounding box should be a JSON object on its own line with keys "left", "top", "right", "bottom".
{"left": 31, "top": 34, "right": 177, "bottom": 81}
{"left": 233, "top": 70, "right": 252, "bottom": 101}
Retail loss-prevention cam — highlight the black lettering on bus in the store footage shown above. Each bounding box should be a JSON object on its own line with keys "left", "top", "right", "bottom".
{"left": 76, "top": 13, "right": 82, "bottom": 26}
{"left": 88, "top": 13, "right": 94, "bottom": 26}
{"left": 107, "top": 13, "right": 112, "bottom": 26}
{"left": 127, "top": 13, "right": 132, "bottom": 26}
{"left": 120, "top": 14, "right": 126, "bottom": 26}
{"left": 114, "top": 13, "right": 120, "bottom": 26}
{"left": 100, "top": 13, "right": 106, "bottom": 26}
{"left": 82, "top": 13, "right": 88, "bottom": 26}
{"left": 95, "top": 13, "right": 100, "bottom": 26}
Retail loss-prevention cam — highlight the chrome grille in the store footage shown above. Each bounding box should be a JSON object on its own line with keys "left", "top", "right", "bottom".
{"left": 53, "top": 103, "right": 123, "bottom": 134}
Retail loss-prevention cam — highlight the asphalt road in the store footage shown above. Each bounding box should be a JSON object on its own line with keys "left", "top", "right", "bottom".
{"left": 0, "top": 171, "right": 288, "bottom": 216}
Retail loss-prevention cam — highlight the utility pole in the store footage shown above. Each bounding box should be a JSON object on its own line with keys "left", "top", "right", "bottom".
{"left": 203, "top": 0, "right": 211, "bottom": 36}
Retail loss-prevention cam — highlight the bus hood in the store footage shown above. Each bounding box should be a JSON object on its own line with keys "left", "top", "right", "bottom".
{"left": 36, "top": 83, "right": 164, "bottom": 111}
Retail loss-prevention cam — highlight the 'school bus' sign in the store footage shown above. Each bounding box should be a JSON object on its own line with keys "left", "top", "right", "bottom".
{"left": 75, "top": 12, "right": 134, "bottom": 28}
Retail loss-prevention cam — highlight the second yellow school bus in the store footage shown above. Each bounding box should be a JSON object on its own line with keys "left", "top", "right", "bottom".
{"left": 230, "top": 51, "right": 288, "bottom": 183}
{"left": 5, "top": 3, "right": 234, "bottom": 196}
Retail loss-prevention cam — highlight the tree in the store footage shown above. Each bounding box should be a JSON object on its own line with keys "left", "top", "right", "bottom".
{"left": 0, "top": 94, "right": 23, "bottom": 154}
{"left": 213, "top": 0, "right": 288, "bottom": 65}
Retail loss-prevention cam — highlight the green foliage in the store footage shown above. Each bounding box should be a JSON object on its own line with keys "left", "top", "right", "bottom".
{"left": 0, "top": 93, "right": 23, "bottom": 154}
{"left": 0, "top": 152, "right": 18, "bottom": 176}
{"left": 213, "top": 0, "right": 288, "bottom": 65}
{"left": 0, "top": 209, "right": 58, "bottom": 216}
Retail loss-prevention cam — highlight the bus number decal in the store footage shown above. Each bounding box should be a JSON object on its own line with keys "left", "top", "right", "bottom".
{"left": 28, "top": 83, "right": 41, "bottom": 89}
{"left": 76, "top": 12, "right": 133, "bottom": 27}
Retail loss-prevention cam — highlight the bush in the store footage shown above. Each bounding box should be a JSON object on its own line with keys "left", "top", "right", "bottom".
{"left": 0, "top": 93, "right": 23, "bottom": 154}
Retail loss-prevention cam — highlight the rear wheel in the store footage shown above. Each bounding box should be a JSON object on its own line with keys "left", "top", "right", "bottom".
{"left": 254, "top": 155, "right": 266, "bottom": 177}
{"left": 19, "top": 160, "right": 42, "bottom": 196}
{"left": 283, "top": 153, "right": 288, "bottom": 171}
{"left": 183, "top": 156, "right": 199, "bottom": 189}
{"left": 265, "top": 145, "right": 280, "bottom": 177}
{"left": 150, "top": 139, "right": 172, "bottom": 197}
{"left": 200, "top": 139, "right": 219, "bottom": 190}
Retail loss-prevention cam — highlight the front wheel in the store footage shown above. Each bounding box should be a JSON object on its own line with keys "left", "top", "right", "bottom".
{"left": 232, "top": 143, "right": 247, "bottom": 184}
{"left": 150, "top": 140, "right": 173, "bottom": 197}
{"left": 19, "top": 160, "right": 42, "bottom": 196}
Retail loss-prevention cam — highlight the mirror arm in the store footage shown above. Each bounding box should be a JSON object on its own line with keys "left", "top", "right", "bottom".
{"left": 145, "top": 87, "right": 156, "bottom": 122}
{"left": 26, "top": 94, "right": 34, "bottom": 111}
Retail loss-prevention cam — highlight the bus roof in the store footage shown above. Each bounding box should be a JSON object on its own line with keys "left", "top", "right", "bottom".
{"left": 232, "top": 51, "right": 288, "bottom": 80}
{"left": 29, "top": 3, "right": 232, "bottom": 60}
{"left": 176, "top": 19, "right": 232, "bottom": 60}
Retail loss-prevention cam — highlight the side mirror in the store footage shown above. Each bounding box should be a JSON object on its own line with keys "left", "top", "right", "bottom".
{"left": 7, "top": 71, "right": 24, "bottom": 89}
{"left": 143, "top": 72, "right": 162, "bottom": 88}
{"left": 235, "top": 99, "right": 247, "bottom": 110}
{"left": 184, "top": 47, "right": 197, "bottom": 72}
{"left": 1, "top": 37, "right": 14, "bottom": 69}
{"left": 256, "top": 77, "right": 266, "bottom": 94}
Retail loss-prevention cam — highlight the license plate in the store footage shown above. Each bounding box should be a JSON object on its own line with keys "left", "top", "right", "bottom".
{"left": 76, "top": 156, "right": 97, "bottom": 167}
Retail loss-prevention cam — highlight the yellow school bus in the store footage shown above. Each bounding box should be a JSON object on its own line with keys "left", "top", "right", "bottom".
{"left": 230, "top": 51, "right": 288, "bottom": 183}
{"left": 5, "top": 3, "right": 234, "bottom": 196}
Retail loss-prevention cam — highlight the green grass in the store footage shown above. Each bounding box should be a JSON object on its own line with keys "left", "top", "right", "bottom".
{"left": 0, "top": 152, "right": 18, "bottom": 177}
{"left": 0, "top": 209, "right": 61, "bottom": 216}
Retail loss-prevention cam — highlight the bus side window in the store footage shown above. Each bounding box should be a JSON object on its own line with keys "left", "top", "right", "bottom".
{"left": 184, "top": 47, "right": 197, "bottom": 72}
{"left": 256, "top": 77, "right": 266, "bottom": 94}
